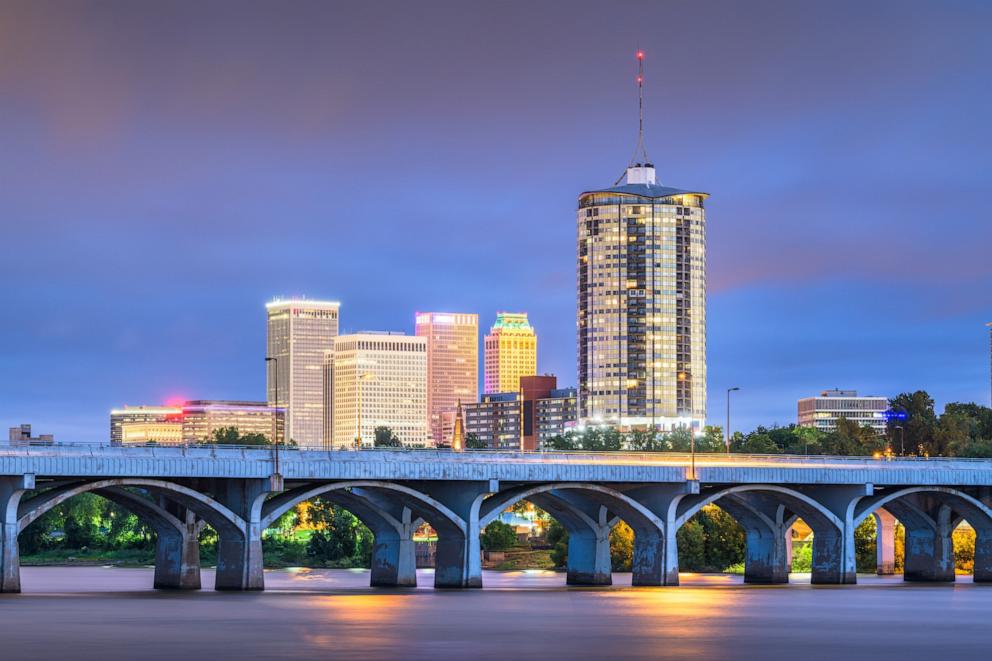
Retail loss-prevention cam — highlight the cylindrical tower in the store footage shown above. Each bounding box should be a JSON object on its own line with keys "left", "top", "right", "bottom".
{"left": 577, "top": 163, "right": 708, "bottom": 431}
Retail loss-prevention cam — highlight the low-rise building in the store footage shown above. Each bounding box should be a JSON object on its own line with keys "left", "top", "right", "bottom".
{"left": 180, "top": 400, "right": 283, "bottom": 444}
{"left": 111, "top": 405, "right": 183, "bottom": 445}
{"left": 7, "top": 424, "right": 54, "bottom": 445}
{"left": 797, "top": 389, "right": 888, "bottom": 435}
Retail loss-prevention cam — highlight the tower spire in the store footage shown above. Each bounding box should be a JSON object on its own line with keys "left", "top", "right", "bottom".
{"left": 616, "top": 50, "right": 656, "bottom": 186}
{"left": 632, "top": 49, "right": 649, "bottom": 166}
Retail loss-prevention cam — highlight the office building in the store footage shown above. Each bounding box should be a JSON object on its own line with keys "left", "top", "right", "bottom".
{"left": 577, "top": 54, "right": 707, "bottom": 432}
{"left": 180, "top": 400, "right": 283, "bottom": 444}
{"left": 797, "top": 389, "right": 888, "bottom": 435}
{"left": 484, "top": 312, "right": 537, "bottom": 394}
{"left": 332, "top": 332, "right": 428, "bottom": 448}
{"left": 7, "top": 424, "right": 54, "bottom": 446}
{"left": 110, "top": 405, "right": 182, "bottom": 445}
{"left": 415, "top": 312, "right": 479, "bottom": 445}
{"left": 266, "top": 298, "right": 340, "bottom": 448}
{"left": 463, "top": 392, "right": 521, "bottom": 450}
{"left": 119, "top": 419, "right": 184, "bottom": 445}
{"left": 534, "top": 388, "right": 578, "bottom": 449}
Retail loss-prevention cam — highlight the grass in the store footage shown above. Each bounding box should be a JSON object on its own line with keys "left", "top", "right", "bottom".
{"left": 492, "top": 547, "right": 556, "bottom": 571}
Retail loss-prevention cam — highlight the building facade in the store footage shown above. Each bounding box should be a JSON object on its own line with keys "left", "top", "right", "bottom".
{"left": 534, "top": 387, "right": 578, "bottom": 448}
{"left": 415, "top": 312, "right": 479, "bottom": 446}
{"left": 6, "top": 424, "right": 54, "bottom": 446}
{"left": 484, "top": 312, "right": 537, "bottom": 394}
{"left": 332, "top": 332, "right": 429, "bottom": 448}
{"left": 110, "top": 405, "right": 183, "bottom": 445}
{"left": 463, "top": 392, "right": 521, "bottom": 450}
{"left": 797, "top": 389, "right": 888, "bottom": 435}
{"left": 577, "top": 162, "right": 708, "bottom": 432}
{"left": 180, "top": 400, "right": 283, "bottom": 444}
{"left": 266, "top": 298, "right": 340, "bottom": 448}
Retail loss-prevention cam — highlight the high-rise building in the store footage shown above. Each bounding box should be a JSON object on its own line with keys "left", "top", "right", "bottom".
{"left": 110, "top": 405, "right": 183, "bottom": 445}
{"left": 415, "top": 312, "right": 479, "bottom": 445}
{"left": 463, "top": 376, "right": 578, "bottom": 451}
{"left": 266, "top": 298, "right": 340, "bottom": 448}
{"left": 484, "top": 312, "right": 537, "bottom": 394}
{"left": 797, "top": 389, "right": 888, "bottom": 435}
{"left": 987, "top": 322, "right": 991, "bottom": 407}
{"left": 180, "top": 400, "right": 283, "bottom": 444}
{"left": 577, "top": 53, "right": 707, "bottom": 432}
{"left": 332, "top": 332, "right": 428, "bottom": 448}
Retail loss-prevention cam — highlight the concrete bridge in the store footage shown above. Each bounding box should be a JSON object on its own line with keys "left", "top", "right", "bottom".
{"left": 2, "top": 445, "right": 992, "bottom": 593}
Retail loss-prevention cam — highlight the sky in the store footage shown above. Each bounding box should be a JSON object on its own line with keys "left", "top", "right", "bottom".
{"left": 2, "top": 0, "right": 991, "bottom": 442}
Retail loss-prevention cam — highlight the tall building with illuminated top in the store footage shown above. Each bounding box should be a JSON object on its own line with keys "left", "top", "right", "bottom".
{"left": 266, "top": 298, "right": 339, "bottom": 447}
{"left": 577, "top": 51, "right": 708, "bottom": 431}
{"left": 415, "top": 312, "right": 478, "bottom": 445}
{"left": 484, "top": 312, "right": 537, "bottom": 394}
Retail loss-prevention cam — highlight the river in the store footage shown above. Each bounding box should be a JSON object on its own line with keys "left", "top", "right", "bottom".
{"left": 1, "top": 568, "right": 990, "bottom": 660}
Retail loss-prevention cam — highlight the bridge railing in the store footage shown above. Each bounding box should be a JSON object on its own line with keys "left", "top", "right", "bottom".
{"left": 2, "top": 441, "right": 992, "bottom": 466}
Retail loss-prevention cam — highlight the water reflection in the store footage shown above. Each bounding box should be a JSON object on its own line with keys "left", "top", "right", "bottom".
{"left": 4, "top": 567, "right": 992, "bottom": 660}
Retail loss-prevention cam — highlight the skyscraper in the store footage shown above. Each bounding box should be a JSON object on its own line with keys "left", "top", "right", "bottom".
{"left": 576, "top": 52, "right": 707, "bottom": 431}
{"left": 332, "top": 332, "right": 428, "bottom": 448}
{"left": 266, "top": 298, "right": 340, "bottom": 447}
{"left": 484, "top": 312, "right": 537, "bottom": 394}
{"left": 415, "top": 312, "right": 479, "bottom": 445}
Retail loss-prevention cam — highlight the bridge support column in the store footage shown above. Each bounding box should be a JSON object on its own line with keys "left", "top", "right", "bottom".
{"left": 212, "top": 477, "right": 278, "bottom": 591}
{"left": 873, "top": 510, "right": 897, "bottom": 575}
{"left": 801, "top": 485, "right": 870, "bottom": 584}
{"left": 1, "top": 475, "right": 33, "bottom": 593}
{"left": 903, "top": 525, "right": 955, "bottom": 582}
{"left": 742, "top": 524, "right": 791, "bottom": 584}
{"left": 416, "top": 481, "right": 493, "bottom": 589}
{"left": 973, "top": 530, "right": 992, "bottom": 583}
{"left": 565, "top": 522, "right": 613, "bottom": 586}
{"left": 627, "top": 483, "right": 698, "bottom": 586}
{"left": 153, "top": 505, "right": 201, "bottom": 590}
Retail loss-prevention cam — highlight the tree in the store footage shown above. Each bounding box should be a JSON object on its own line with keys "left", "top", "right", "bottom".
{"left": 211, "top": 426, "right": 270, "bottom": 446}
{"left": 732, "top": 430, "right": 778, "bottom": 454}
{"left": 547, "top": 519, "right": 569, "bottom": 568}
{"left": 481, "top": 520, "right": 517, "bottom": 551}
{"left": 888, "top": 391, "right": 937, "bottom": 455}
{"left": 373, "top": 426, "right": 402, "bottom": 448}
{"left": 676, "top": 519, "right": 707, "bottom": 570}
{"left": 306, "top": 499, "right": 363, "bottom": 564}
{"left": 464, "top": 433, "right": 489, "bottom": 450}
{"left": 609, "top": 521, "right": 634, "bottom": 571}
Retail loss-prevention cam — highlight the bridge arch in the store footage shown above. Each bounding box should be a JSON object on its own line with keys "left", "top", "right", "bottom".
{"left": 17, "top": 478, "right": 244, "bottom": 539}
{"left": 480, "top": 483, "right": 666, "bottom": 586}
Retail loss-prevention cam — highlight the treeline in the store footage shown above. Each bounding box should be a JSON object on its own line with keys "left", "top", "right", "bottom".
{"left": 547, "top": 391, "right": 992, "bottom": 458}
{"left": 21, "top": 494, "right": 373, "bottom": 569}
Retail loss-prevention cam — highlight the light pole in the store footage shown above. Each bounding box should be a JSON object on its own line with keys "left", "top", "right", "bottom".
{"left": 264, "top": 356, "right": 281, "bottom": 475}
{"left": 726, "top": 387, "right": 740, "bottom": 453}
{"left": 895, "top": 425, "right": 904, "bottom": 456}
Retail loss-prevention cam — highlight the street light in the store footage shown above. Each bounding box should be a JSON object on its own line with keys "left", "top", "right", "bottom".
{"left": 726, "top": 387, "right": 740, "bottom": 453}
{"left": 264, "top": 356, "right": 281, "bottom": 475}
{"left": 895, "top": 425, "right": 905, "bottom": 456}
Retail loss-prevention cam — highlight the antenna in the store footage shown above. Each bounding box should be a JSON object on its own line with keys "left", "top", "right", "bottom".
{"left": 632, "top": 49, "right": 649, "bottom": 166}
{"left": 615, "top": 50, "right": 652, "bottom": 185}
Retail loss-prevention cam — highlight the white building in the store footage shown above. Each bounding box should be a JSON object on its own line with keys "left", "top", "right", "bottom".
{"left": 266, "top": 298, "right": 340, "bottom": 448}
{"left": 332, "top": 332, "right": 429, "bottom": 448}
{"left": 797, "top": 389, "right": 888, "bottom": 435}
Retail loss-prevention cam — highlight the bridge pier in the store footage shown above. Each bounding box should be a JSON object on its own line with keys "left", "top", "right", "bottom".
{"left": 152, "top": 505, "right": 201, "bottom": 590}
{"left": 627, "top": 483, "right": 698, "bottom": 586}
{"left": 211, "top": 478, "right": 276, "bottom": 591}
{"left": 0, "top": 475, "right": 33, "bottom": 593}
{"left": 414, "top": 481, "right": 493, "bottom": 588}
{"left": 873, "top": 510, "right": 897, "bottom": 575}
{"left": 973, "top": 530, "right": 992, "bottom": 583}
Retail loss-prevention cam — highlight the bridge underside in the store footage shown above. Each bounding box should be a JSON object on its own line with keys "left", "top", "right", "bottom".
{"left": 3, "top": 474, "right": 992, "bottom": 593}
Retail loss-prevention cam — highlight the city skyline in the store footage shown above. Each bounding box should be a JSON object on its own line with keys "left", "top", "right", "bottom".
{"left": 2, "top": 1, "right": 991, "bottom": 442}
